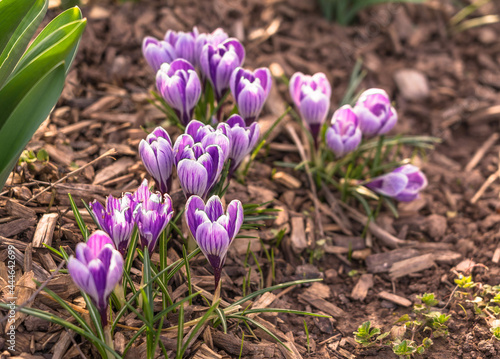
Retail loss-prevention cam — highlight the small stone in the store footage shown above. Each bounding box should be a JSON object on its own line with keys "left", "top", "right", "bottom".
{"left": 456, "top": 239, "right": 475, "bottom": 257}
{"left": 394, "top": 69, "right": 430, "bottom": 100}
{"left": 478, "top": 28, "right": 496, "bottom": 45}
{"left": 425, "top": 214, "right": 447, "bottom": 238}
{"left": 325, "top": 269, "right": 338, "bottom": 283}
{"left": 89, "top": 6, "right": 110, "bottom": 20}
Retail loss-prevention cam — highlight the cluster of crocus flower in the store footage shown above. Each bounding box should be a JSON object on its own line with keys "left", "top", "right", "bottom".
{"left": 89, "top": 179, "right": 174, "bottom": 254}
{"left": 289, "top": 72, "right": 397, "bottom": 155}
{"left": 139, "top": 115, "right": 260, "bottom": 200}
{"left": 143, "top": 27, "right": 272, "bottom": 127}
{"left": 71, "top": 179, "right": 243, "bottom": 326}
{"left": 289, "top": 72, "right": 426, "bottom": 202}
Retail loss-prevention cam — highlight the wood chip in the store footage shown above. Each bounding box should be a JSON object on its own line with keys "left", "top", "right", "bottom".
{"left": 351, "top": 274, "right": 374, "bottom": 301}
{"left": 0, "top": 217, "right": 37, "bottom": 237}
{"left": 52, "top": 330, "right": 74, "bottom": 359}
{"left": 248, "top": 292, "right": 276, "bottom": 318}
{"left": 272, "top": 171, "right": 302, "bottom": 189}
{"left": 192, "top": 343, "right": 223, "bottom": 359}
{"left": 366, "top": 248, "right": 420, "bottom": 273}
{"left": 299, "top": 291, "right": 345, "bottom": 318}
{"left": 32, "top": 213, "right": 59, "bottom": 248}
{"left": 290, "top": 216, "right": 307, "bottom": 254}
{"left": 93, "top": 157, "right": 134, "bottom": 185}
{"left": 432, "top": 250, "right": 462, "bottom": 265}
{"left": 5, "top": 271, "right": 37, "bottom": 334}
{"left": 45, "top": 144, "right": 74, "bottom": 167}
{"left": 389, "top": 253, "right": 435, "bottom": 279}
{"left": 377, "top": 291, "right": 412, "bottom": 307}
{"left": 493, "top": 245, "right": 500, "bottom": 264}
{"left": 304, "top": 282, "right": 331, "bottom": 300}
{"left": 6, "top": 199, "right": 37, "bottom": 218}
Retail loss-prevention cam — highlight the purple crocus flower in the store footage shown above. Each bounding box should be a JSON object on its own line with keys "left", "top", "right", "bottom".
{"left": 354, "top": 88, "right": 398, "bottom": 138}
{"left": 230, "top": 67, "right": 272, "bottom": 126}
{"left": 217, "top": 115, "right": 260, "bottom": 176}
{"left": 185, "top": 195, "right": 243, "bottom": 289}
{"left": 89, "top": 194, "right": 136, "bottom": 256}
{"left": 195, "top": 28, "right": 229, "bottom": 67}
{"left": 325, "top": 105, "right": 362, "bottom": 158}
{"left": 365, "top": 164, "right": 428, "bottom": 202}
{"left": 177, "top": 120, "right": 231, "bottom": 160}
{"left": 133, "top": 180, "right": 174, "bottom": 252}
{"left": 142, "top": 28, "right": 199, "bottom": 73}
{"left": 173, "top": 139, "right": 225, "bottom": 199}
{"left": 156, "top": 59, "right": 202, "bottom": 126}
{"left": 163, "top": 28, "right": 199, "bottom": 66}
{"left": 67, "top": 231, "right": 124, "bottom": 326}
{"left": 200, "top": 38, "right": 245, "bottom": 100}
{"left": 142, "top": 37, "right": 176, "bottom": 73}
{"left": 139, "top": 126, "right": 174, "bottom": 194}
{"left": 289, "top": 72, "right": 331, "bottom": 141}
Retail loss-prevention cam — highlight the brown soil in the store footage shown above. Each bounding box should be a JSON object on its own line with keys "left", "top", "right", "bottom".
{"left": 2, "top": 0, "right": 500, "bottom": 358}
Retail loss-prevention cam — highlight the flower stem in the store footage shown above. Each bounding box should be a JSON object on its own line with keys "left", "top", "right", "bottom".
{"left": 212, "top": 279, "right": 221, "bottom": 307}
{"left": 104, "top": 325, "right": 114, "bottom": 358}
{"left": 113, "top": 282, "right": 126, "bottom": 309}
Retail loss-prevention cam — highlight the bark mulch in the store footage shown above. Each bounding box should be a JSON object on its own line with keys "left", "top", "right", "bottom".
{"left": 2, "top": 0, "right": 500, "bottom": 358}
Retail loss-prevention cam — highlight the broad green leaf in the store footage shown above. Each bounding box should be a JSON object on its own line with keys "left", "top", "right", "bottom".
{"left": 19, "top": 6, "right": 83, "bottom": 75}
{"left": 26, "top": 6, "right": 82, "bottom": 53}
{"left": 0, "top": 0, "right": 37, "bottom": 57}
{"left": 0, "top": 0, "right": 47, "bottom": 88}
{"left": 0, "top": 18, "right": 86, "bottom": 131}
{"left": 0, "top": 62, "right": 66, "bottom": 189}
{"left": 12, "top": 17, "right": 86, "bottom": 80}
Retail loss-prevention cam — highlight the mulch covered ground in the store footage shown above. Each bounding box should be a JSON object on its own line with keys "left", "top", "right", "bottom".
{"left": 2, "top": 0, "right": 500, "bottom": 358}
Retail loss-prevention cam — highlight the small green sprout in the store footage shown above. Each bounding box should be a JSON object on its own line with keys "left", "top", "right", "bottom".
{"left": 455, "top": 275, "right": 476, "bottom": 289}
{"left": 491, "top": 326, "right": 500, "bottom": 340}
{"left": 354, "top": 321, "right": 388, "bottom": 347}
{"left": 419, "top": 293, "right": 439, "bottom": 307}
{"left": 392, "top": 339, "right": 417, "bottom": 358}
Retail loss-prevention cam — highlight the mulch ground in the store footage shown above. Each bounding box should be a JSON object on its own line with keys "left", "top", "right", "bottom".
{"left": 2, "top": 0, "right": 500, "bottom": 358}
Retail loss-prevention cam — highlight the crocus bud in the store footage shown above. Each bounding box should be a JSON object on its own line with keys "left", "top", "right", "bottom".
{"left": 142, "top": 37, "right": 176, "bottom": 73}
{"left": 180, "top": 120, "right": 231, "bottom": 160}
{"left": 139, "top": 127, "right": 174, "bottom": 194}
{"left": 326, "top": 105, "right": 362, "bottom": 158}
{"left": 195, "top": 28, "right": 229, "bottom": 67}
{"left": 365, "top": 164, "right": 427, "bottom": 202}
{"left": 175, "top": 140, "right": 225, "bottom": 199}
{"left": 354, "top": 88, "right": 398, "bottom": 138}
{"left": 289, "top": 72, "right": 331, "bottom": 140}
{"left": 200, "top": 38, "right": 245, "bottom": 100}
{"left": 230, "top": 67, "right": 272, "bottom": 126}
{"left": 217, "top": 115, "right": 260, "bottom": 175}
{"left": 67, "top": 231, "right": 124, "bottom": 326}
{"left": 133, "top": 180, "right": 174, "bottom": 252}
{"left": 156, "top": 59, "right": 202, "bottom": 126}
{"left": 89, "top": 194, "right": 136, "bottom": 256}
{"left": 163, "top": 28, "right": 198, "bottom": 66}
{"left": 185, "top": 195, "right": 243, "bottom": 289}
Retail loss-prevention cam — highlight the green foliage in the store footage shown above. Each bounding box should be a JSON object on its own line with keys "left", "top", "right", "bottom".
{"left": 354, "top": 321, "right": 388, "bottom": 346}
{"left": 392, "top": 339, "right": 417, "bottom": 358}
{"left": 449, "top": 0, "right": 499, "bottom": 33}
{"left": 455, "top": 275, "right": 476, "bottom": 289}
{"left": 316, "top": 0, "right": 426, "bottom": 26}
{"left": 355, "top": 292, "right": 449, "bottom": 357}
{"left": 0, "top": 0, "right": 86, "bottom": 190}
